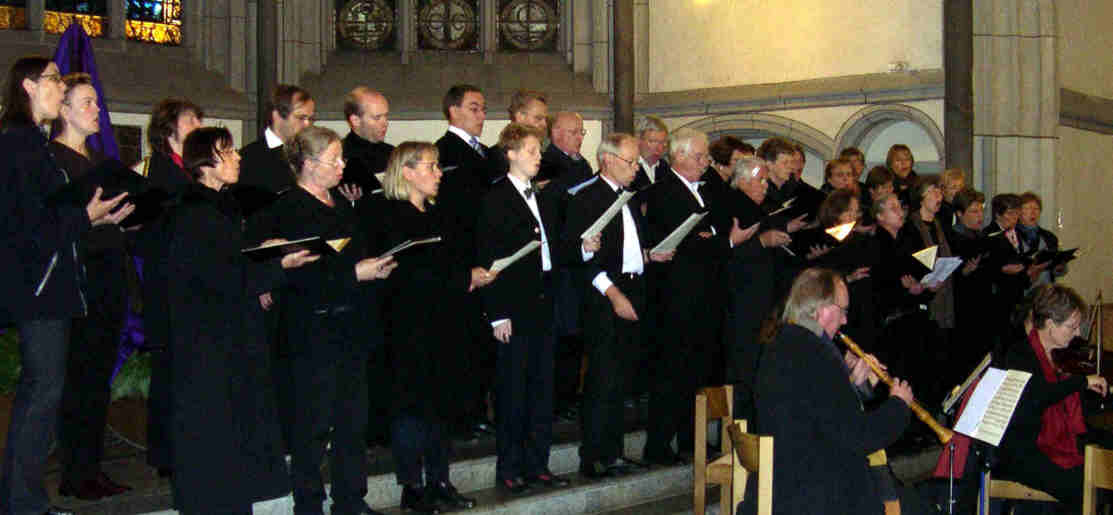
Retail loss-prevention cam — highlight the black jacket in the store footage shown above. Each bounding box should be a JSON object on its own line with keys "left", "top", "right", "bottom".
{"left": 435, "top": 130, "right": 494, "bottom": 267}
{"left": 162, "top": 184, "right": 290, "bottom": 511}
{"left": 475, "top": 177, "right": 558, "bottom": 334}
{"left": 559, "top": 176, "right": 647, "bottom": 282}
{"left": 750, "top": 323, "right": 909, "bottom": 515}
{"left": 142, "top": 150, "right": 193, "bottom": 196}
{"left": 0, "top": 124, "right": 90, "bottom": 324}
{"left": 340, "top": 132, "right": 391, "bottom": 192}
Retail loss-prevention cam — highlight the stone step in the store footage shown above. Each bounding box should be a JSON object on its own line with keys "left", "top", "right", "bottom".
{"left": 141, "top": 430, "right": 664, "bottom": 514}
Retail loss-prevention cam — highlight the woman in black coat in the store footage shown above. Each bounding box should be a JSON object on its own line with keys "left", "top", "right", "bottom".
{"left": 245, "top": 126, "right": 396, "bottom": 515}
{"left": 380, "top": 141, "right": 496, "bottom": 513}
{"left": 50, "top": 72, "right": 134, "bottom": 499}
{"left": 161, "top": 127, "right": 318, "bottom": 514}
{"left": 997, "top": 284, "right": 1109, "bottom": 511}
{"left": 0, "top": 56, "right": 131, "bottom": 515}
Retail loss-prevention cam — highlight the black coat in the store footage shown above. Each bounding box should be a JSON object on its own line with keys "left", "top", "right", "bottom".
{"left": 539, "top": 143, "right": 594, "bottom": 195}
{"left": 559, "top": 176, "right": 647, "bottom": 281}
{"left": 475, "top": 178, "right": 558, "bottom": 335}
{"left": 238, "top": 140, "right": 294, "bottom": 194}
{"left": 750, "top": 323, "right": 909, "bottom": 515}
{"left": 380, "top": 199, "right": 475, "bottom": 419}
{"left": 162, "top": 184, "right": 289, "bottom": 511}
{"left": 245, "top": 187, "right": 383, "bottom": 357}
{"left": 761, "top": 176, "right": 825, "bottom": 226}
{"left": 981, "top": 221, "right": 1031, "bottom": 317}
{"left": 141, "top": 150, "right": 192, "bottom": 196}
{"left": 0, "top": 124, "right": 90, "bottom": 324}
{"left": 340, "top": 132, "right": 390, "bottom": 192}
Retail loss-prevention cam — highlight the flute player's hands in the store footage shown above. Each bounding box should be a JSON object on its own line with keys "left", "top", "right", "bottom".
{"left": 890, "top": 378, "right": 915, "bottom": 406}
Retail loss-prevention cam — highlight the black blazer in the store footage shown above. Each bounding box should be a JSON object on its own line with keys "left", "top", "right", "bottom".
{"left": 238, "top": 140, "right": 294, "bottom": 195}
{"left": 436, "top": 131, "right": 494, "bottom": 266}
{"left": 644, "top": 168, "right": 731, "bottom": 264}
{"left": 750, "top": 323, "right": 909, "bottom": 515}
{"left": 340, "top": 132, "right": 391, "bottom": 192}
{"left": 540, "top": 143, "right": 594, "bottom": 194}
{"left": 631, "top": 158, "right": 668, "bottom": 192}
{"left": 143, "top": 150, "right": 193, "bottom": 196}
{"left": 560, "top": 176, "right": 648, "bottom": 285}
{"left": 475, "top": 178, "right": 558, "bottom": 334}
{"left": 982, "top": 220, "right": 1031, "bottom": 306}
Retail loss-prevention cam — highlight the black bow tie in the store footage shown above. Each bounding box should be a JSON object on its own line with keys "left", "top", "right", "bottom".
{"left": 523, "top": 185, "right": 538, "bottom": 199}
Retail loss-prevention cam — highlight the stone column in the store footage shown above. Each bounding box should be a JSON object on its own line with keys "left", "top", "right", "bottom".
{"left": 256, "top": 0, "right": 278, "bottom": 139}
{"left": 973, "top": 0, "right": 1058, "bottom": 224}
{"left": 944, "top": 0, "right": 973, "bottom": 176}
{"left": 632, "top": 0, "right": 648, "bottom": 95}
{"left": 591, "top": 0, "right": 610, "bottom": 93}
{"left": 107, "top": 0, "right": 124, "bottom": 39}
{"left": 612, "top": 0, "right": 633, "bottom": 133}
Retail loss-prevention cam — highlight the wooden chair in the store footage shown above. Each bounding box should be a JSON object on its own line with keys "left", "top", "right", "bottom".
{"left": 694, "top": 385, "right": 735, "bottom": 515}
{"left": 982, "top": 469, "right": 1058, "bottom": 514}
{"left": 1084, "top": 444, "right": 1113, "bottom": 514}
{"left": 726, "top": 420, "right": 773, "bottom": 515}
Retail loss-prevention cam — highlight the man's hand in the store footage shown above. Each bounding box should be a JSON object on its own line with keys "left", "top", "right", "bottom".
{"left": 889, "top": 378, "right": 915, "bottom": 405}
{"left": 962, "top": 255, "right": 982, "bottom": 276}
{"left": 806, "top": 244, "right": 831, "bottom": 260}
{"left": 468, "top": 266, "right": 499, "bottom": 291}
{"left": 582, "top": 233, "right": 601, "bottom": 253}
{"left": 648, "top": 249, "right": 675, "bottom": 262}
{"left": 259, "top": 292, "right": 274, "bottom": 310}
{"left": 729, "top": 218, "right": 760, "bottom": 247}
{"left": 901, "top": 274, "right": 925, "bottom": 295}
{"left": 846, "top": 267, "right": 870, "bottom": 283}
{"left": 606, "top": 286, "right": 638, "bottom": 321}
{"left": 493, "top": 320, "right": 513, "bottom": 344}
{"left": 281, "top": 249, "right": 320, "bottom": 269}
{"left": 356, "top": 255, "right": 397, "bottom": 281}
{"left": 1002, "top": 263, "right": 1025, "bottom": 275}
{"left": 786, "top": 214, "right": 808, "bottom": 233}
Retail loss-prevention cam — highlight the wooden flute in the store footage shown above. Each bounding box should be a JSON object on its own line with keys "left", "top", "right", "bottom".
{"left": 837, "top": 332, "right": 954, "bottom": 444}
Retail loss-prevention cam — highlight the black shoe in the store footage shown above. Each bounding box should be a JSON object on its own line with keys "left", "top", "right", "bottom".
{"left": 431, "top": 480, "right": 477, "bottom": 509}
{"left": 400, "top": 486, "right": 440, "bottom": 513}
{"left": 496, "top": 477, "right": 531, "bottom": 496}
{"left": 579, "top": 460, "right": 615, "bottom": 479}
{"left": 527, "top": 470, "right": 570, "bottom": 488}
{"left": 645, "top": 451, "right": 686, "bottom": 467}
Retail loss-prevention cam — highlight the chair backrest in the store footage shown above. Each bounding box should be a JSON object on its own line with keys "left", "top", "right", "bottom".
{"left": 1084, "top": 444, "right": 1113, "bottom": 514}
{"left": 694, "top": 386, "right": 735, "bottom": 515}
{"left": 728, "top": 420, "right": 773, "bottom": 515}
{"left": 984, "top": 470, "right": 1058, "bottom": 504}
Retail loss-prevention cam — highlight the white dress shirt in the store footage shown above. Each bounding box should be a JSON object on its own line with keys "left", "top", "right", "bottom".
{"left": 492, "top": 174, "right": 552, "bottom": 327}
{"left": 585, "top": 175, "right": 644, "bottom": 295}
{"left": 264, "top": 127, "right": 283, "bottom": 149}
{"left": 639, "top": 156, "right": 658, "bottom": 184}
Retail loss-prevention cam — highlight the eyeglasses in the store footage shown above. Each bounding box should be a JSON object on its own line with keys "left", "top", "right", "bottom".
{"left": 610, "top": 154, "right": 637, "bottom": 168}
{"left": 313, "top": 155, "right": 344, "bottom": 168}
{"left": 38, "top": 73, "right": 63, "bottom": 85}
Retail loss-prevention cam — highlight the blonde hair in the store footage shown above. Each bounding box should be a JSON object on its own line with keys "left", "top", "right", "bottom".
{"left": 383, "top": 141, "right": 438, "bottom": 201}
{"left": 285, "top": 126, "right": 340, "bottom": 177}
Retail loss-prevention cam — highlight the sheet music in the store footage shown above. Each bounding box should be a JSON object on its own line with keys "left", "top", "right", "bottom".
{"left": 581, "top": 190, "right": 635, "bottom": 239}
{"left": 379, "top": 236, "right": 442, "bottom": 259}
{"left": 374, "top": 172, "right": 386, "bottom": 183}
{"left": 920, "top": 256, "right": 963, "bottom": 285}
{"left": 490, "top": 240, "right": 541, "bottom": 272}
{"left": 767, "top": 197, "right": 796, "bottom": 216}
{"left": 954, "top": 367, "right": 1031, "bottom": 446}
{"left": 650, "top": 212, "right": 708, "bottom": 254}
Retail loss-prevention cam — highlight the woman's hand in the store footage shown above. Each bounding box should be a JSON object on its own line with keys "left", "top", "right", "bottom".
{"left": 280, "top": 249, "right": 320, "bottom": 269}
{"left": 1087, "top": 375, "right": 1109, "bottom": 396}
{"left": 846, "top": 267, "right": 870, "bottom": 283}
{"left": 355, "top": 255, "right": 397, "bottom": 281}
{"left": 87, "top": 187, "right": 134, "bottom": 226}
{"left": 1002, "top": 263, "right": 1025, "bottom": 275}
{"left": 901, "top": 274, "right": 925, "bottom": 295}
{"left": 962, "top": 255, "right": 982, "bottom": 276}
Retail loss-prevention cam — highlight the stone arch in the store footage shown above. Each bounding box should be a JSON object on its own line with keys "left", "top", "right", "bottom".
{"left": 675, "top": 113, "right": 836, "bottom": 159}
{"left": 833, "top": 104, "right": 944, "bottom": 160}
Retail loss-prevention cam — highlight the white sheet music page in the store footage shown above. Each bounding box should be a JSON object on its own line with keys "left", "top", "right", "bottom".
{"left": 954, "top": 367, "right": 1032, "bottom": 446}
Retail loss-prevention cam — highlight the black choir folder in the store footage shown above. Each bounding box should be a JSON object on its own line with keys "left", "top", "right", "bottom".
{"left": 241, "top": 236, "right": 349, "bottom": 262}
{"left": 46, "top": 158, "right": 169, "bottom": 228}
{"left": 1031, "top": 248, "right": 1078, "bottom": 268}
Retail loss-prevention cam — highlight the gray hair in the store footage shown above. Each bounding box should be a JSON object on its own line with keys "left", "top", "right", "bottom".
{"left": 595, "top": 132, "right": 637, "bottom": 168}
{"left": 782, "top": 267, "right": 844, "bottom": 325}
{"left": 634, "top": 115, "right": 667, "bottom": 137}
{"left": 668, "top": 127, "right": 706, "bottom": 161}
{"left": 730, "top": 157, "right": 766, "bottom": 189}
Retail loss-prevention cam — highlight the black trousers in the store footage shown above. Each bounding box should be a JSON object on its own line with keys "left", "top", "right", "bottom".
{"left": 495, "top": 326, "right": 555, "bottom": 481}
{"left": 645, "top": 283, "right": 717, "bottom": 459}
{"left": 59, "top": 253, "right": 127, "bottom": 486}
{"left": 580, "top": 273, "right": 644, "bottom": 465}
{"left": 288, "top": 324, "right": 370, "bottom": 515}
{"left": 391, "top": 414, "right": 450, "bottom": 486}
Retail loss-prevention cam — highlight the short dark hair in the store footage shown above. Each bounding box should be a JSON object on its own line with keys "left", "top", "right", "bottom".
{"left": 952, "top": 188, "right": 986, "bottom": 214}
{"left": 709, "top": 135, "right": 747, "bottom": 166}
{"left": 50, "top": 72, "right": 94, "bottom": 136}
{"left": 756, "top": 137, "right": 796, "bottom": 164}
{"left": 147, "top": 98, "right": 204, "bottom": 156}
{"left": 1031, "top": 284, "right": 1086, "bottom": 331}
{"left": 908, "top": 176, "right": 940, "bottom": 211}
{"left": 498, "top": 123, "right": 544, "bottom": 152}
{"left": 817, "top": 189, "right": 859, "bottom": 229}
{"left": 182, "top": 126, "right": 233, "bottom": 180}
{"left": 265, "top": 84, "right": 312, "bottom": 127}
{"left": 839, "top": 147, "right": 865, "bottom": 161}
{"left": 442, "top": 84, "right": 482, "bottom": 121}
{"left": 865, "top": 166, "right": 894, "bottom": 190}
{"left": 1019, "top": 191, "right": 1043, "bottom": 210}
{"left": 1, "top": 56, "right": 53, "bottom": 128}
{"left": 991, "top": 193, "right": 1023, "bottom": 217}
{"left": 508, "top": 89, "right": 546, "bottom": 119}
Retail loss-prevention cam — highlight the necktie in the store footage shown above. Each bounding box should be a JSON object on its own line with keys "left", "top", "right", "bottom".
{"left": 523, "top": 185, "right": 537, "bottom": 199}
{"left": 470, "top": 136, "right": 485, "bottom": 157}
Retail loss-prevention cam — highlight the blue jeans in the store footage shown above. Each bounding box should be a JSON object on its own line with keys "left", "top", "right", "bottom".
{"left": 0, "top": 319, "right": 70, "bottom": 515}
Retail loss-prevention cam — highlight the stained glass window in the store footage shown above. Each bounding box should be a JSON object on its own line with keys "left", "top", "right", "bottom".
{"left": 337, "top": 0, "right": 396, "bottom": 51}
{"left": 416, "top": 0, "right": 478, "bottom": 51}
{"left": 0, "top": 1, "right": 27, "bottom": 30}
{"left": 44, "top": 0, "right": 107, "bottom": 37}
{"left": 497, "top": 0, "right": 557, "bottom": 52}
{"left": 126, "top": 0, "right": 181, "bottom": 45}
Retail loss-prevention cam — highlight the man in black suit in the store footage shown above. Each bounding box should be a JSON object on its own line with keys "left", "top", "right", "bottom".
{"left": 756, "top": 137, "right": 818, "bottom": 230}
{"left": 238, "top": 85, "right": 315, "bottom": 201}
{"left": 341, "top": 87, "right": 394, "bottom": 449}
{"left": 561, "top": 133, "right": 674, "bottom": 478}
{"left": 490, "top": 89, "right": 549, "bottom": 179}
{"left": 642, "top": 128, "right": 752, "bottom": 465}
{"left": 540, "top": 111, "right": 593, "bottom": 193}
{"left": 476, "top": 123, "right": 567, "bottom": 494}
{"left": 434, "top": 84, "right": 497, "bottom": 437}
{"left": 630, "top": 115, "right": 669, "bottom": 193}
